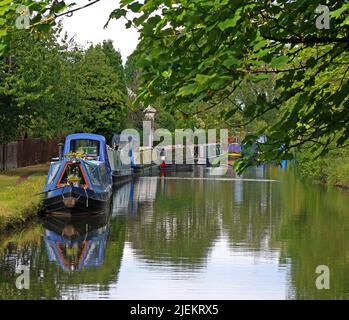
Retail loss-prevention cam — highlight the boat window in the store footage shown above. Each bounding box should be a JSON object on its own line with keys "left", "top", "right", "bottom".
{"left": 47, "top": 163, "right": 60, "bottom": 184}
{"left": 84, "top": 162, "right": 108, "bottom": 187}
{"left": 57, "top": 163, "right": 87, "bottom": 187}
{"left": 70, "top": 140, "right": 100, "bottom": 157}
{"left": 99, "top": 164, "right": 108, "bottom": 186}
{"left": 84, "top": 162, "right": 102, "bottom": 186}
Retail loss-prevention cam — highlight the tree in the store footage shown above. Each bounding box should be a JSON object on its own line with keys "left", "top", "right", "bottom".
{"left": 125, "top": 48, "right": 142, "bottom": 92}
{"left": 0, "top": 27, "right": 128, "bottom": 143}
{"left": 110, "top": 0, "right": 349, "bottom": 171}
{"left": 75, "top": 43, "right": 128, "bottom": 141}
{"left": 100, "top": 40, "right": 127, "bottom": 98}
{"left": 0, "top": 27, "right": 82, "bottom": 142}
{"left": 0, "top": 0, "right": 71, "bottom": 56}
{"left": 0, "top": 1, "right": 110, "bottom": 57}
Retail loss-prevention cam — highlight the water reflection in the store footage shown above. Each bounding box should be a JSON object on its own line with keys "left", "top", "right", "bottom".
{"left": 43, "top": 215, "right": 109, "bottom": 272}
{"left": 0, "top": 212, "right": 126, "bottom": 299}
{"left": 1, "top": 165, "right": 349, "bottom": 299}
{"left": 112, "top": 177, "right": 157, "bottom": 217}
{"left": 126, "top": 175, "right": 220, "bottom": 269}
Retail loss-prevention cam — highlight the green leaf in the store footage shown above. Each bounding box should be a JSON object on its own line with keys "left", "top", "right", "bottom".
{"left": 223, "top": 56, "right": 239, "bottom": 68}
{"left": 251, "top": 74, "right": 269, "bottom": 83}
{"left": 331, "top": 4, "right": 349, "bottom": 18}
{"left": 253, "top": 39, "right": 268, "bottom": 51}
{"left": 0, "top": 0, "right": 13, "bottom": 5}
{"left": 340, "top": 16, "right": 349, "bottom": 26}
{"left": 177, "top": 83, "right": 197, "bottom": 96}
{"left": 110, "top": 8, "right": 127, "bottom": 20}
{"left": 195, "top": 73, "right": 217, "bottom": 85}
{"left": 270, "top": 56, "right": 288, "bottom": 68}
{"left": 161, "top": 69, "right": 172, "bottom": 78}
{"left": 218, "top": 15, "right": 240, "bottom": 31}
{"left": 128, "top": 2, "right": 143, "bottom": 13}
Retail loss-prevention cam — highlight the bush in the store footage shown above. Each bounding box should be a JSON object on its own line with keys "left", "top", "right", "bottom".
{"left": 297, "top": 147, "right": 349, "bottom": 188}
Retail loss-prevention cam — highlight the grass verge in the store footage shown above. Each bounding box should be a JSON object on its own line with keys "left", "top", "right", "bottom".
{"left": 0, "top": 164, "right": 48, "bottom": 232}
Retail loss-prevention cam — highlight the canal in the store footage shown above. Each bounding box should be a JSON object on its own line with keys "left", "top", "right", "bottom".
{"left": 0, "top": 165, "right": 349, "bottom": 300}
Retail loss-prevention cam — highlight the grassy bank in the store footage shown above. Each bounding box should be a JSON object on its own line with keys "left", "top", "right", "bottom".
{"left": 297, "top": 147, "right": 349, "bottom": 189}
{"left": 0, "top": 221, "right": 43, "bottom": 254}
{"left": 0, "top": 164, "right": 48, "bottom": 232}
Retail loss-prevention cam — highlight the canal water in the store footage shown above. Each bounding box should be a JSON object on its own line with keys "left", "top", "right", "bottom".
{"left": 1, "top": 165, "right": 349, "bottom": 300}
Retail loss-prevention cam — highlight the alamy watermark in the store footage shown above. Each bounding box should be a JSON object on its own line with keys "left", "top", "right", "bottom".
{"left": 316, "top": 5, "right": 330, "bottom": 30}
{"left": 15, "top": 5, "right": 30, "bottom": 30}
{"left": 118, "top": 122, "right": 229, "bottom": 176}
{"left": 315, "top": 265, "right": 330, "bottom": 290}
{"left": 15, "top": 265, "right": 30, "bottom": 290}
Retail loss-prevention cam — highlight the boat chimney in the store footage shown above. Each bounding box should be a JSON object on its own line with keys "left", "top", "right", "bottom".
{"left": 58, "top": 143, "right": 64, "bottom": 160}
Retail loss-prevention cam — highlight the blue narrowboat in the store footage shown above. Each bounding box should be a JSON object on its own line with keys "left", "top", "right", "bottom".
{"left": 43, "top": 133, "right": 113, "bottom": 215}
{"left": 43, "top": 214, "right": 109, "bottom": 272}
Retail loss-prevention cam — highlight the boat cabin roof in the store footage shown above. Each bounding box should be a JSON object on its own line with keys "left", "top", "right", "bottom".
{"left": 64, "top": 133, "right": 108, "bottom": 163}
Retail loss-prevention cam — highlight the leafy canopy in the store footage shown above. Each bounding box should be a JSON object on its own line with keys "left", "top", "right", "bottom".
{"left": 0, "top": 27, "right": 128, "bottom": 143}
{"left": 1, "top": 0, "right": 348, "bottom": 171}
{"left": 0, "top": 0, "right": 73, "bottom": 56}
{"left": 111, "top": 0, "right": 349, "bottom": 171}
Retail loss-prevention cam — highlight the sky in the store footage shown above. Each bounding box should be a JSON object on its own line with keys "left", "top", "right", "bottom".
{"left": 61, "top": 0, "right": 140, "bottom": 63}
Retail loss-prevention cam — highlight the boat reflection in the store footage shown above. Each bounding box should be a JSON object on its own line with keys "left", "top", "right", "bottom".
{"left": 112, "top": 178, "right": 158, "bottom": 216}
{"left": 112, "top": 182, "right": 136, "bottom": 216}
{"left": 43, "top": 214, "right": 110, "bottom": 272}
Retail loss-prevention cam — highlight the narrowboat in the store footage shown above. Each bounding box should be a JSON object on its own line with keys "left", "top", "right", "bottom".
{"left": 107, "top": 133, "right": 136, "bottom": 187}
{"left": 43, "top": 133, "right": 113, "bottom": 215}
{"left": 228, "top": 143, "right": 242, "bottom": 159}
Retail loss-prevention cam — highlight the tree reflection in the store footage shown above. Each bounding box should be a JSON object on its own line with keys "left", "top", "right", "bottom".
{"left": 127, "top": 176, "right": 220, "bottom": 268}
{"left": 127, "top": 167, "right": 284, "bottom": 269}
{"left": 0, "top": 212, "right": 126, "bottom": 299}
{"left": 277, "top": 169, "right": 349, "bottom": 299}
{"left": 2, "top": 166, "right": 349, "bottom": 299}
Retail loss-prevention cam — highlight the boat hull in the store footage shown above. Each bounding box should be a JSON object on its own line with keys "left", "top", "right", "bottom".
{"left": 43, "top": 186, "right": 111, "bottom": 215}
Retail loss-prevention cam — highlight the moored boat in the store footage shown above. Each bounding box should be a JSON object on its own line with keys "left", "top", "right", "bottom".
{"left": 108, "top": 133, "right": 136, "bottom": 187}
{"left": 43, "top": 133, "right": 113, "bottom": 215}
{"left": 228, "top": 143, "right": 242, "bottom": 159}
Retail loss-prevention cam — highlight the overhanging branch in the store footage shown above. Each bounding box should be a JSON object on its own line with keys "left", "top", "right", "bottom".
{"left": 54, "top": 0, "right": 101, "bottom": 18}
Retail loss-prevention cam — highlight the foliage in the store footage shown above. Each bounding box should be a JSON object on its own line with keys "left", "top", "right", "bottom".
{"left": 0, "top": 0, "right": 71, "bottom": 56}
{"left": 125, "top": 47, "right": 142, "bottom": 92}
{"left": 101, "top": 40, "right": 128, "bottom": 99}
{"left": 2, "top": 0, "right": 349, "bottom": 171}
{"left": 111, "top": 0, "right": 349, "bottom": 171}
{"left": 74, "top": 42, "right": 128, "bottom": 141}
{"left": 65, "top": 151, "right": 85, "bottom": 159}
{"left": 0, "top": 27, "right": 128, "bottom": 143}
{"left": 0, "top": 27, "right": 81, "bottom": 142}
{"left": 155, "top": 110, "right": 176, "bottom": 132}
{"left": 297, "top": 145, "right": 349, "bottom": 188}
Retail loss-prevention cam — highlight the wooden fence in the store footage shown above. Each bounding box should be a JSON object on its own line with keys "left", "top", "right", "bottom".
{"left": 0, "top": 138, "right": 63, "bottom": 171}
